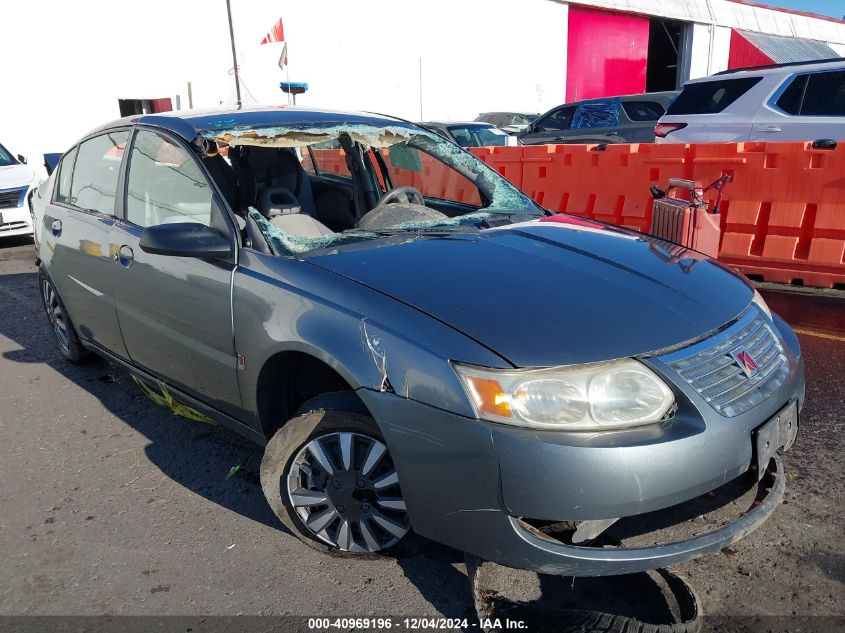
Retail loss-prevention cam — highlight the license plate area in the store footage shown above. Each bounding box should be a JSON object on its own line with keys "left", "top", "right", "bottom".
{"left": 753, "top": 400, "right": 798, "bottom": 480}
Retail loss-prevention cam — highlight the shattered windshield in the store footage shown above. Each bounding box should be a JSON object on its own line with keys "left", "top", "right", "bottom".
{"left": 202, "top": 120, "right": 542, "bottom": 256}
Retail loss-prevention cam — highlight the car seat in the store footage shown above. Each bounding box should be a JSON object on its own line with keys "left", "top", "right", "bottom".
{"left": 259, "top": 186, "right": 334, "bottom": 237}
{"left": 249, "top": 147, "right": 316, "bottom": 215}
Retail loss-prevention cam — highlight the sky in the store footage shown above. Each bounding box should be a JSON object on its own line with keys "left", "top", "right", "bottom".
{"left": 761, "top": 0, "right": 844, "bottom": 20}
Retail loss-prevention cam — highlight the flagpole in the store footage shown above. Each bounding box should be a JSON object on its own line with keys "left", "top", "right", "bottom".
{"left": 225, "top": 0, "right": 242, "bottom": 108}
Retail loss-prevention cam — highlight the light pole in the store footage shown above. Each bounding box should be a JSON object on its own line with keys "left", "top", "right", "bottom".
{"left": 225, "top": 0, "right": 242, "bottom": 108}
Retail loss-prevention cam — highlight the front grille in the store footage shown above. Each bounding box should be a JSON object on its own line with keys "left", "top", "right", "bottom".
{"left": 0, "top": 187, "right": 27, "bottom": 209}
{"left": 0, "top": 221, "right": 28, "bottom": 232}
{"left": 666, "top": 310, "right": 788, "bottom": 417}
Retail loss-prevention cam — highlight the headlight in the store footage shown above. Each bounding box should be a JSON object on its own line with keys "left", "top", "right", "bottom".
{"left": 453, "top": 359, "right": 675, "bottom": 431}
{"left": 752, "top": 289, "right": 772, "bottom": 320}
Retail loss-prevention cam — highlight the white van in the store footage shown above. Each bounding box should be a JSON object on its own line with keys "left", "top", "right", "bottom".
{"left": 655, "top": 58, "right": 845, "bottom": 143}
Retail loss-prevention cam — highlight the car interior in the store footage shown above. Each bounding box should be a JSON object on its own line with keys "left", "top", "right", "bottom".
{"left": 200, "top": 132, "right": 487, "bottom": 254}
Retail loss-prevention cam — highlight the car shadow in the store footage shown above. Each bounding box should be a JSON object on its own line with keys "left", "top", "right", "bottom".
{"left": 0, "top": 268, "right": 480, "bottom": 619}
{"left": 1, "top": 269, "right": 281, "bottom": 530}
{"left": 0, "top": 235, "right": 35, "bottom": 249}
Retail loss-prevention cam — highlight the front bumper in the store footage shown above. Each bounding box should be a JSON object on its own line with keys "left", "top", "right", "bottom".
{"left": 358, "top": 313, "right": 804, "bottom": 576}
{"left": 0, "top": 200, "right": 34, "bottom": 237}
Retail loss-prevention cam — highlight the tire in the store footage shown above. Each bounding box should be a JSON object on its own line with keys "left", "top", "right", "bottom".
{"left": 466, "top": 555, "right": 702, "bottom": 633}
{"left": 38, "top": 269, "right": 93, "bottom": 364}
{"left": 260, "top": 394, "right": 411, "bottom": 556}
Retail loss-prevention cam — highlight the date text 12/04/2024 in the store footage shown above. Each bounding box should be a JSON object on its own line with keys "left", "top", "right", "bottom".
{"left": 306, "top": 618, "right": 527, "bottom": 629}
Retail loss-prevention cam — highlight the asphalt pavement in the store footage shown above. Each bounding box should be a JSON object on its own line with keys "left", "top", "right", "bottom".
{"left": 0, "top": 235, "right": 842, "bottom": 630}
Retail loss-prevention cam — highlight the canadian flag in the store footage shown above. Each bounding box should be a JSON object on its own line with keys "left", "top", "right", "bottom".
{"left": 260, "top": 18, "right": 288, "bottom": 69}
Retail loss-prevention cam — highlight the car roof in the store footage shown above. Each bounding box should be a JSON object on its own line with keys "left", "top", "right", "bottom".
{"left": 420, "top": 121, "right": 495, "bottom": 128}
{"left": 577, "top": 91, "right": 679, "bottom": 104}
{"left": 692, "top": 58, "right": 845, "bottom": 83}
{"left": 84, "top": 105, "right": 412, "bottom": 143}
{"left": 533, "top": 91, "right": 678, "bottom": 120}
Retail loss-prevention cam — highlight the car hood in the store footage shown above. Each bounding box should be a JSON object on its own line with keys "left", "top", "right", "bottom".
{"left": 307, "top": 217, "right": 753, "bottom": 367}
{"left": 0, "top": 164, "right": 36, "bottom": 190}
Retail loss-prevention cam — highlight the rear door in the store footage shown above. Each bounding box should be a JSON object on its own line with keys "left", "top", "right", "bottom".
{"left": 620, "top": 99, "right": 669, "bottom": 142}
{"left": 110, "top": 128, "right": 242, "bottom": 412}
{"left": 42, "top": 130, "right": 130, "bottom": 358}
{"left": 750, "top": 69, "right": 845, "bottom": 141}
{"left": 559, "top": 99, "right": 623, "bottom": 144}
{"left": 518, "top": 106, "right": 576, "bottom": 145}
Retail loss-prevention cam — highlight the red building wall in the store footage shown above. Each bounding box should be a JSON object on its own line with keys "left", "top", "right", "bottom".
{"left": 728, "top": 30, "right": 775, "bottom": 69}
{"left": 566, "top": 6, "right": 649, "bottom": 102}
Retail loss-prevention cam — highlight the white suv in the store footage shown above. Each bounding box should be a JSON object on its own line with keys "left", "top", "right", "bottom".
{"left": 655, "top": 58, "right": 845, "bottom": 143}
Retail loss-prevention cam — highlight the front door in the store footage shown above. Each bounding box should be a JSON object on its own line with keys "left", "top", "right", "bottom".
{"left": 110, "top": 128, "right": 242, "bottom": 414}
{"left": 519, "top": 106, "right": 576, "bottom": 145}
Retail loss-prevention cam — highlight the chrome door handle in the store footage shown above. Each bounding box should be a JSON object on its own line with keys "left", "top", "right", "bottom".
{"left": 758, "top": 126, "right": 782, "bottom": 132}
{"left": 50, "top": 219, "right": 62, "bottom": 236}
{"left": 117, "top": 245, "right": 134, "bottom": 268}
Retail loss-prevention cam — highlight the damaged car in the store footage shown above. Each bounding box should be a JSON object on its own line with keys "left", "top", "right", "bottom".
{"left": 33, "top": 107, "right": 804, "bottom": 575}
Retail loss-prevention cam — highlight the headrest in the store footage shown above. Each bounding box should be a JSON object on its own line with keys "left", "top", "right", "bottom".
{"left": 259, "top": 186, "right": 301, "bottom": 218}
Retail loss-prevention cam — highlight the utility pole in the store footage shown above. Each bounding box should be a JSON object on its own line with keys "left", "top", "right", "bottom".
{"left": 225, "top": 0, "right": 242, "bottom": 108}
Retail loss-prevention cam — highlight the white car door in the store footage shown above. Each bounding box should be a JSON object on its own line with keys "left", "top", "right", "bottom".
{"left": 750, "top": 69, "right": 845, "bottom": 142}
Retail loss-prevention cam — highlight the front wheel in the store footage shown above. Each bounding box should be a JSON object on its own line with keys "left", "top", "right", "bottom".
{"left": 260, "top": 404, "right": 411, "bottom": 554}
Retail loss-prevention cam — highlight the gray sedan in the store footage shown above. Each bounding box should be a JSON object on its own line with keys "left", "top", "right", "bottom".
{"left": 33, "top": 107, "right": 803, "bottom": 576}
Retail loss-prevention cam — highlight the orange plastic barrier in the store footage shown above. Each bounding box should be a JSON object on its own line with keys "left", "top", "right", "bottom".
{"left": 470, "top": 142, "right": 845, "bottom": 289}
{"left": 306, "top": 143, "right": 845, "bottom": 288}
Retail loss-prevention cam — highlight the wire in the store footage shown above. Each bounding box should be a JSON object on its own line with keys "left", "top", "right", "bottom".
{"left": 238, "top": 75, "right": 260, "bottom": 105}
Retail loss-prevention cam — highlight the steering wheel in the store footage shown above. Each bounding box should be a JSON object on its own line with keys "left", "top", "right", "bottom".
{"left": 376, "top": 185, "right": 425, "bottom": 207}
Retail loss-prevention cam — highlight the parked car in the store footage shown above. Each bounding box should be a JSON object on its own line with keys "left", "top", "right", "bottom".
{"left": 34, "top": 107, "right": 804, "bottom": 576}
{"left": 0, "top": 140, "right": 41, "bottom": 239}
{"left": 475, "top": 112, "right": 539, "bottom": 134}
{"left": 656, "top": 58, "right": 845, "bottom": 143}
{"left": 519, "top": 92, "right": 678, "bottom": 145}
{"left": 418, "top": 121, "right": 511, "bottom": 147}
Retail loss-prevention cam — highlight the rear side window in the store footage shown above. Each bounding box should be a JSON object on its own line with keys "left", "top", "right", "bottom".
{"left": 571, "top": 99, "right": 620, "bottom": 129}
{"left": 307, "top": 140, "right": 352, "bottom": 181}
{"left": 67, "top": 132, "right": 129, "bottom": 214}
{"left": 774, "top": 71, "right": 845, "bottom": 116}
{"left": 666, "top": 78, "right": 762, "bottom": 115}
{"left": 54, "top": 146, "right": 78, "bottom": 205}
{"left": 622, "top": 100, "right": 667, "bottom": 121}
{"left": 775, "top": 75, "right": 807, "bottom": 115}
{"left": 125, "top": 130, "right": 213, "bottom": 228}
{"left": 800, "top": 70, "right": 845, "bottom": 116}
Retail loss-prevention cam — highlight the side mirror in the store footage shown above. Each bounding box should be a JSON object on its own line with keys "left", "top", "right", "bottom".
{"left": 139, "top": 222, "right": 232, "bottom": 259}
{"left": 44, "top": 153, "right": 63, "bottom": 176}
{"left": 17, "top": 154, "right": 27, "bottom": 164}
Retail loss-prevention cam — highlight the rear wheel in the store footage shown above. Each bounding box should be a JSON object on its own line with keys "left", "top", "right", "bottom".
{"left": 260, "top": 397, "right": 410, "bottom": 554}
{"left": 39, "top": 270, "right": 92, "bottom": 364}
